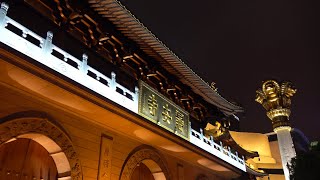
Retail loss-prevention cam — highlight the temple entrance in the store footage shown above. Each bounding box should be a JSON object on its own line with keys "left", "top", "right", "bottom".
{"left": 121, "top": 146, "right": 170, "bottom": 180}
{"left": 131, "top": 163, "right": 155, "bottom": 180}
{"left": 0, "top": 138, "right": 58, "bottom": 180}
{"left": 0, "top": 112, "right": 83, "bottom": 179}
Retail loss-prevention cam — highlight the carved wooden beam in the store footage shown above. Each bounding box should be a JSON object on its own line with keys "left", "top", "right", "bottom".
{"left": 26, "top": 0, "right": 221, "bottom": 123}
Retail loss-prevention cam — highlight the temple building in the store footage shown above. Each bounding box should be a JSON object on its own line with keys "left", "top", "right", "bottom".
{"left": 0, "top": 1, "right": 307, "bottom": 180}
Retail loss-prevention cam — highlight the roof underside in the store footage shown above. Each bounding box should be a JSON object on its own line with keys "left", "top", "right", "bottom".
{"left": 88, "top": 0, "right": 244, "bottom": 114}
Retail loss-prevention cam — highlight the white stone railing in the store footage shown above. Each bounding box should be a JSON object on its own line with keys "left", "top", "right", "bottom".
{"left": 0, "top": 2, "right": 246, "bottom": 172}
{"left": 0, "top": 2, "right": 138, "bottom": 113}
{"left": 190, "top": 128, "right": 246, "bottom": 171}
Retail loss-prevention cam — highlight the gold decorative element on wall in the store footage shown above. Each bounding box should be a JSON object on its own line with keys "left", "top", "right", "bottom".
{"left": 255, "top": 80, "right": 297, "bottom": 129}
{"left": 98, "top": 134, "right": 113, "bottom": 180}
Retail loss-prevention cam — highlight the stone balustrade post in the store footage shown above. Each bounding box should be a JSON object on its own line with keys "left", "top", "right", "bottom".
{"left": 134, "top": 86, "right": 139, "bottom": 102}
{"left": 110, "top": 72, "right": 116, "bottom": 91}
{"left": 0, "top": 2, "right": 8, "bottom": 29}
{"left": 199, "top": 128, "right": 203, "bottom": 140}
{"left": 210, "top": 135, "right": 214, "bottom": 146}
{"left": 80, "top": 54, "right": 88, "bottom": 75}
{"left": 42, "top": 31, "right": 53, "bottom": 58}
{"left": 219, "top": 141, "right": 223, "bottom": 152}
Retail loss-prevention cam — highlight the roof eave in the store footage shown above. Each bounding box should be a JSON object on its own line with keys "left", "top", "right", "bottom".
{"left": 88, "top": 0, "right": 244, "bottom": 114}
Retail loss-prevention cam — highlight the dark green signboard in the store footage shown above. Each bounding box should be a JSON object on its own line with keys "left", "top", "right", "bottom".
{"left": 138, "top": 81, "right": 190, "bottom": 140}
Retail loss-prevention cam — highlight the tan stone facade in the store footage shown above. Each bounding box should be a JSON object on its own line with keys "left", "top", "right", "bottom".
{"left": 0, "top": 47, "right": 240, "bottom": 179}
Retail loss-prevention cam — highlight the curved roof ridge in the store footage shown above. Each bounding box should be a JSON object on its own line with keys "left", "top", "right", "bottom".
{"left": 89, "top": 0, "right": 244, "bottom": 114}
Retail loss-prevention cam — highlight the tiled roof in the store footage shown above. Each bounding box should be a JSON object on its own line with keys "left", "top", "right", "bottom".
{"left": 88, "top": 0, "right": 244, "bottom": 114}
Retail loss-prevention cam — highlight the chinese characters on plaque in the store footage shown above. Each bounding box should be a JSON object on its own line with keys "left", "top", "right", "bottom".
{"left": 139, "top": 81, "right": 190, "bottom": 140}
{"left": 98, "top": 135, "right": 113, "bottom": 180}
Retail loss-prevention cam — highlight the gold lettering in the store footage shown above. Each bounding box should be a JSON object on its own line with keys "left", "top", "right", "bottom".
{"left": 175, "top": 110, "right": 184, "bottom": 132}
{"left": 162, "top": 104, "right": 172, "bottom": 124}
{"left": 148, "top": 94, "right": 158, "bottom": 116}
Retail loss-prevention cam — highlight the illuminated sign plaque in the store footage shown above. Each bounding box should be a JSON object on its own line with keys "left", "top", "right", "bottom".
{"left": 138, "top": 81, "right": 190, "bottom": 140}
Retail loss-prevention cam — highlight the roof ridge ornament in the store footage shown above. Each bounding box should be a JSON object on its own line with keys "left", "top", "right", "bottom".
{"left": 210, "top": 82, "right": 218, "bottom": 92}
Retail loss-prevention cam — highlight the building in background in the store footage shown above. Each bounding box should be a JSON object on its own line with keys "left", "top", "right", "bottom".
{"left": 0, "top": 1, "right": 308, "bottom": 180}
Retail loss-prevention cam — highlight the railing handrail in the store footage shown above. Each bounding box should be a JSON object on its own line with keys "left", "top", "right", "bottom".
{"left": 0, "top": 4, "right": 138, "bottom": 113}
{"left": 190, "top": 129, "right": 246, "bottom": 171}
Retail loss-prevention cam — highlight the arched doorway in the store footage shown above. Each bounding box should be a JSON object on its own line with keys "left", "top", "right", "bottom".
{"left": 131, "top": 163, "right": 154, "bottom": 180}
{"left": 0, "top": 138, "right": 58, "bottom": 179}
{"left": 0, "top": 111, "right": 83, "bottom": 180}
{"left": 120, "top": 145, "right": 171, "bottom": 180}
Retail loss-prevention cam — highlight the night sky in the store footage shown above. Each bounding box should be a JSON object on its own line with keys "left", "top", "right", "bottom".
{"left": 120, "top": 0, "right": 320, "bottom": 141}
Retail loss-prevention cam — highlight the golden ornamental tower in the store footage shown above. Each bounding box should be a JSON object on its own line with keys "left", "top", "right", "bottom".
{"left": 256, "top": 80, "right": 297, "bottom": 180}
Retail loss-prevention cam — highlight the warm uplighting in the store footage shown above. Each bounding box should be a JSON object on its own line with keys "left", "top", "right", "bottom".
{"left": 197, "top": 158, "right": 230, "bottom": 172}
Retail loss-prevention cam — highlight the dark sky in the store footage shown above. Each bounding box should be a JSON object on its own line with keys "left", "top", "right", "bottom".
{"left": 120, "top": 0, "right": 320, "bottom": 141}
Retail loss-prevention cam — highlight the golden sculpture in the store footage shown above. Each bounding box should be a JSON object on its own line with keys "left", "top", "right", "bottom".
{"left": 204, "top": 121, "right": 259, "bottom": 158}
{"left": 204, "top": 121, "right": 224, "bottom": 138}
{"left": 255, "top": 80, "right": 297, "bottom": 129}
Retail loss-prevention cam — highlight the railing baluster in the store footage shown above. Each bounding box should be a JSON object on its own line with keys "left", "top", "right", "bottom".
{"left": 235, "top": 151, "right": 239, "bottom": 161}
{"left": 80, "top": 54, "right": 88, "bottom": 75}
{"left": 110, "top": 72, "right": 116, "bottom": 91}
{"left": 134, "top": 86, "right": 139, "bottom": 101}
{"left": 200, "top": 128, "right": 203, "bottom": 141}
{"left": 42, "top": 31, "right": 53, "bottom": 59}
{"left": 220, "top": 141, "right": 223, "bottom": 152}
{"left": 0, "top": 2, "right": 8, "bottom": 29}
